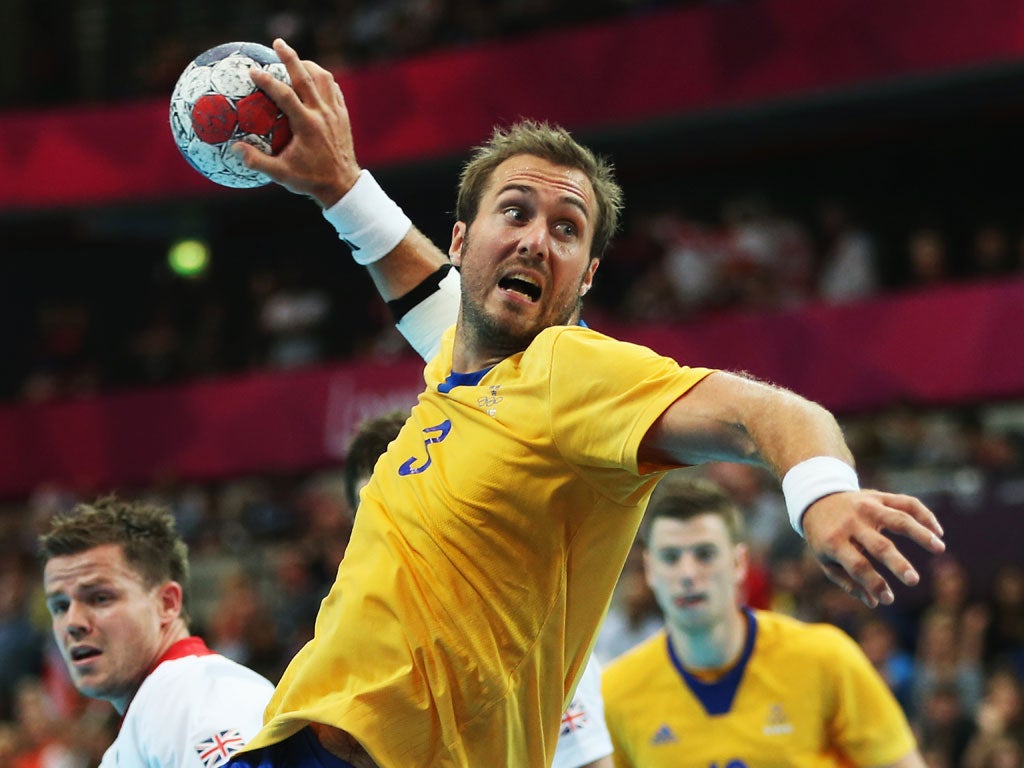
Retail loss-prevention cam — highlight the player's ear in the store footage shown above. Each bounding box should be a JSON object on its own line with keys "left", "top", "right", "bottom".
{"left": 157, "top": 581, "right": 184, "bottom": 623}
{"left": 734, "top": 543, "right": 749, "bottom": 586}
{"left": 580, "top": 258, "right": 600, "bottom": 296}
{"left": 449, "top": 222, "right": 467, "bottom": 266}
{"left": 642, "top": 548, "right": 655, "bottom": 589}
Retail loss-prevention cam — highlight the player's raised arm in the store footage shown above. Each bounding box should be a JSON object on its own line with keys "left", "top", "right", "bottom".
{"left": 639, "top": 369, "right": 945, "bottom": 609}
{"left": 237, "top": 38, "right": 449, "bottom": 305}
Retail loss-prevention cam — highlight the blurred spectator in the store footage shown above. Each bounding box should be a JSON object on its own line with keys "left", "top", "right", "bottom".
{"left": 905, "top": 227, "right": 952, "bottom": 289}
{"left": 910, "top": 609, "right": 985, "bottom": 722}
{"left": 872, "top": 404, "right": 929, "bottom": 469}
{"left": 914, "top": 678, "right": 978, "bottom": 768}
{"left": 20, "top": 301, "right": 100, "bottom": 403}
{"left": 960, "top": 412, "right": 1022, "bottom": 472}
{"left": 704, "top": 462, "right": 787, "bottom": 560}
{"left": 719, "top": 193, "right": 815, "bottom": 310}
{"left": 205, "top": 565, "right": 284, "bottom": 682}
{"left": 9, "top": 678, "right": 82, "bottom": 768}
{"left": 0, "top": 553, "right": 43, "bottom": 722}
{"left": 815, "top": 199, "right": 880, "bottom": 303}
{"left": 642, "top": 211, "right": 729, "bottom": 320}
{"left": 963, "top": 666, "right": 1024, "bottom": 768}
{"left": 268, "top": 543, "right": 325, "bottom": 661}
{"left": 594, "top": 540, "right": 663, "bottom": 662}
{"left": 256, "top": 266, "right": 333, "bottom": 370}
{"left": 589, "top": 211, "right": 665, "bottom": 321}
{"left": 0, "top": 723, "right": 18, "bottom": 767}
{"left": 968, "top": 224, "right": 1014, "bottom": 281}
{"left": 857, "top": 614, "right": 917, "bottom": 712}
{"left": 984, "top": 564, "right": 1024, "bottom": 674}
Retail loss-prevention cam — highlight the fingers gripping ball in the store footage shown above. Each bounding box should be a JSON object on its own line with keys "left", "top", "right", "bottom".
{"left": 169, "top": 42, "right": 292, "bottom": 188}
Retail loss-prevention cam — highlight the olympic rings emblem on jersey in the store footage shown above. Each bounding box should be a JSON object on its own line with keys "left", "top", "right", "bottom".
{"left": 477, "top": 385, "right": 503, "bottom": 409}
{"left": 398, "top": 420, "right": 452, "bottom": 476}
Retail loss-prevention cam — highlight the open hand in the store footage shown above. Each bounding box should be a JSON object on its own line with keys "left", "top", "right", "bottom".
{"left": 802, "top": 490, "right": 945, "bottom": 607}
{"left": 233, "top": 38, "right": 360, "bottom": 207}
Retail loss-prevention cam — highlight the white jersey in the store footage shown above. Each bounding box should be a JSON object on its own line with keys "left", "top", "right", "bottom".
{"left": 398, "top": 265, "right": 613, "bottom": 768}
{"left": 100, "top": 637, "right": 273, "bottom": 768}
{"left": 553, "top": 654, "right": 614, "bottom": 768}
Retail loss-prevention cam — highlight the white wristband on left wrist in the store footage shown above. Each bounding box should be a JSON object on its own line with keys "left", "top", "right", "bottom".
{"left": 782, "top": 456, "right": 860, "bottom": 537}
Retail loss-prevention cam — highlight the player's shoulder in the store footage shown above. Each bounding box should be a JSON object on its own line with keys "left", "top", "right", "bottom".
{"left": 754, "top": 610, "right": 859, "bottom": 657}
{"left": 534, "top": 323, "right": 617, "bottom": 350}
{"left": 525, "top": 323, "right": 672, "bottom": 374}
{"left": 137, "top": 651, "right": 274, "bottom": 706}
{"left": 601, "top": 630, "right": 667, "bottom": 695}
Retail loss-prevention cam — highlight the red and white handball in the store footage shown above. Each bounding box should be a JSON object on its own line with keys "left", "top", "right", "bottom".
{"left": 169, "top": 42, "right": 291, "bottom": 188}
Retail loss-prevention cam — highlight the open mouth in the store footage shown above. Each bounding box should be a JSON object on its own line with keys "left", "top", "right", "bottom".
{"left": 498, "top": 274, "right": 541, "bottom": 303}
{"left": 69, "top": 646, "right": 101, "bottom": 663}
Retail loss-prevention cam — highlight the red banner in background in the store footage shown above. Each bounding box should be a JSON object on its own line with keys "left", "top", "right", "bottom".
{"left": 2, "top": 278, "right": 1023, "bottom": 501}
{"left": 4, "top": 0, "right": 1024, "bottom": 210}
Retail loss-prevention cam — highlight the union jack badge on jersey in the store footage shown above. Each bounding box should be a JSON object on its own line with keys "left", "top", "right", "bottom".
{"left": 560, "top": 700, "right": 590, "bottom": 735}
{"left": 194, "top": 728, "right": 245, "bottom": 767}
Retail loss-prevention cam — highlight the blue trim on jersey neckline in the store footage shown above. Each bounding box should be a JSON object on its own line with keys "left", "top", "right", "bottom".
{"left": 438, "top": 367, "right": 493, "bottom": 393}
{"left": 667, "top": 606, "right": 758, "bottom": 716}
{"left": 437, "top": 319, "right": 586, "bottom": 393}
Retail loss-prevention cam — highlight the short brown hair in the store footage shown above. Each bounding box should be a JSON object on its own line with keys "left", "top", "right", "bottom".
{"left": 456, "top": 120, "right": 624, "bottom": 260}
{"left": 643, "top": 473, "right": 746, "bottom": 546}
{"left": 344, "top": 410, "right": 409, "bottom": 511}
{"left": 38, "top": 496, "right": 192, "bottom": 624}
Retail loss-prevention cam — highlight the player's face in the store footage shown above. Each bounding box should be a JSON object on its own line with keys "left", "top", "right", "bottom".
{"left": 450, "top": 155, "right": 599, "bottom": 357}
{"left": 644, "top": 513, "right": 747, "bottom": 632}
{"left": 43, "top": 543, "right": 178, "bottom": 714}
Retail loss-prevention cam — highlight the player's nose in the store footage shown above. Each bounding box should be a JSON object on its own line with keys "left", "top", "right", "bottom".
{"left": 64, "top": 602, "right": 90, "bottom": 637}
{"left": 516, "top": 220, "right": 552, "bottom": 261}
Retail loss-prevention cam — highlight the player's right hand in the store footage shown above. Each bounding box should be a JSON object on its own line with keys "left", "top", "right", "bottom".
{"left": 235, "top": 38, "right": 361, "bottom": 208}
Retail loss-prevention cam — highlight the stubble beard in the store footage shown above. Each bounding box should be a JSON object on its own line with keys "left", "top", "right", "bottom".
{"left": 458, "top": 232, "right": 586, "bottom": 361}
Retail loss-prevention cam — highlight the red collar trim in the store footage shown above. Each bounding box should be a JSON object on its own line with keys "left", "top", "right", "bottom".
{"left": 154, "top": 636, "right": 215, "bottom": 668}
{"left": 119, "top": 637, "right": 215, "bottom": 731}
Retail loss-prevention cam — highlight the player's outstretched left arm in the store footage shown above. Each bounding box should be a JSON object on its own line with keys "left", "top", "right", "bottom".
{"left": 639, "top": 370, "right": 945, "bottom": 608}
{"left": 235, "top": 38, "right": 448, "bottom": 303}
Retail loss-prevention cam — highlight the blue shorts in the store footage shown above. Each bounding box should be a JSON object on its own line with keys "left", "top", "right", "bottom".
{"left": 226, "top": 727, "right": 356, "bottom": 768}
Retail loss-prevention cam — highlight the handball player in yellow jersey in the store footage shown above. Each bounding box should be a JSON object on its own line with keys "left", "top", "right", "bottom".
{"left": 602, "top": 474, "right": 925, "bottom": 768}
{"left": 225, "top": 39, "right": 946, "bottom": 768}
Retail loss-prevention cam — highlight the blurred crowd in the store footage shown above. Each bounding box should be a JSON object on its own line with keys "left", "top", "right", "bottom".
{"left": 7, "top": 192, "right": 1024, "bottom": 406}
{"left": 3, "top": 2, "right": 1023, "bottom": 765}
{"left": 1, "top": 0, "right": 707, "bottom": 109}
{"left": 1, "top": 409, "right": 1022, "bottom": 765}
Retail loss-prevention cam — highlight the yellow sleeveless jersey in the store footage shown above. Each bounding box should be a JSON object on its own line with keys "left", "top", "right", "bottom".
{"left": 602, "top": 609, "right": 917, "bottom": 768}
{"left": 244, "top": 325, "right": 713, "bottom": 766}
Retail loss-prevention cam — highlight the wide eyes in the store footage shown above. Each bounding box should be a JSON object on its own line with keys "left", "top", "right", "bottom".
{"left": 501, "top": 205, "right": 580, "bottom": 241}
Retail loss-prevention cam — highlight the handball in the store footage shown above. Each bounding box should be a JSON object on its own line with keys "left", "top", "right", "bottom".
{"left": 169, "top": 42, "right": 291, "bottom": 188}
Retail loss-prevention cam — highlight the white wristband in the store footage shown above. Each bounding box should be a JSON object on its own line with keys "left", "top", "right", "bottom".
{"left": 782, "top": 457, "right": 860, "bottom": 537}
{"left": 322, "top": 169, "right": 412, "bottom": 265}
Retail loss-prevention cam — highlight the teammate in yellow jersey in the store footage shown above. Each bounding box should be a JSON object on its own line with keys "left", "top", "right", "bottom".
{"left": 223, "top": 39, "right": 945, "bottom": 768}
{"left": 602, "top": 473, "right": 925, "bottom": 768}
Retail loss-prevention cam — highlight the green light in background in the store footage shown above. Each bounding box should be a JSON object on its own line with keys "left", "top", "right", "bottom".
{"left": 168, "top": 239, "right": 210, "bottom": 277}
